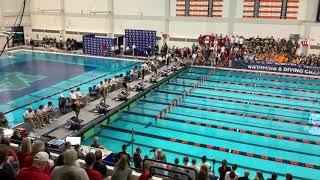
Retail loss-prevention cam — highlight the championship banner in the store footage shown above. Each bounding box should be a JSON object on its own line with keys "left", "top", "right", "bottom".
{"left": 231, "top": 60, "right": 320, "bottom": 76}
{"left": 176, "top": 0, "right": 187, "bottom": 16}
{"left": 243, "top": 0, "right": 299, "bottom": 19}
{"left": 212, "top": 0, "right": 223, "bottom": 18}
{"left": 189, "top": 0, "right": 209, "bottom": 17}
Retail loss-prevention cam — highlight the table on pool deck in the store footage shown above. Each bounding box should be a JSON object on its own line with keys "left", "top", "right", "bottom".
{"left": 34, "top": 64, "right": 181, "bottom": 139}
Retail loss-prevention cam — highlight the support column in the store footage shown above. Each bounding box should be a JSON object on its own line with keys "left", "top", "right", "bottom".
{"left": 185, "top": 0, "right": 191, "bottom": 16}
{"left": 0, "top": 0, "right": 4, "bottom": 31}
{"left": 60, "top": 0, "right": 66, "bottom": 41}
{"left": 280, "top": 0, "right": 288, "bottom": 19}
{"left": 107, "top": 0, "right": 114, "bottom": 37}
{"left": 163, "top": 0, "right": 170, "bottom": 44}
{"left": 227, "top": 0, "right": 237, "bottom": 36}
{"left": 253, "top": 0, "right": 260, "bottom": 18}
{"left": 208, "top": 0, "right": 213, "bottom": 17}
{"left": 303, "top": 0, "right": 319, "bottom": 40}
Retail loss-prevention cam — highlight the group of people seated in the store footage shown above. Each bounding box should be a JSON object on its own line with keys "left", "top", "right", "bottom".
{"left": 28, "top": 35, "right": 80, "bottom": 51}
{"left": 0, "top": 128, "right": 297, "bottom": 180}
{"left": 23, "top": 102, "right": 56, "bottom": 130}
{"left": 174, "top": 33, "right": 319, "bottom": 67}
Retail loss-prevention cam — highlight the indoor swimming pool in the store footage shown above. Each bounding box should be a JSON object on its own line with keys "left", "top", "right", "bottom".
{"left": 82, "top": 67, "right": 320, "bottom": 180}
{"left": 0, "top": 50, "right": 139, "bottom": 127}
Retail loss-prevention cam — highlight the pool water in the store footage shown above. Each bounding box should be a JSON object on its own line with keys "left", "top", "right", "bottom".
{"left": 0, "top": 50, "right": 139, "bottom": 127}
{"left": 82, "top": 67, "right": 320, "bottom": 180}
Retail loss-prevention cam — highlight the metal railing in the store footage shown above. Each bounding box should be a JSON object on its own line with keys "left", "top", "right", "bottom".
{"left": 143, "top": 158, "right": 197, "bottom": 180}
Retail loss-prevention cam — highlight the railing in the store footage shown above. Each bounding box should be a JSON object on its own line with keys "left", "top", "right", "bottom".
{"left": 142, "top": 158, "right": 197, "bottom": 180}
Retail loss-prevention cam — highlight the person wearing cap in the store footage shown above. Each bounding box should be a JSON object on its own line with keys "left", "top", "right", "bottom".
{"left": 51, "top": 149, "right": 89, "bottom": 180}
{"left": 84, "top": 152, "right": 103, "bottom": 180}
{"left": 23, "top": 141, "right": 52, "bottom": 175}
{"left": 58, "top": 94, "right": 67, "bottom": 113}
{"left": 90, "top": 136, "right": 103, "bottom": 149}
{"left": 16, "top": 152, "right": 50, "bottom": 180}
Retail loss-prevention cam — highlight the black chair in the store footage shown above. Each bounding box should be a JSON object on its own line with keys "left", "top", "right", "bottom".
{"left": 89, "top": 87, "right": 98, "bottom": 97}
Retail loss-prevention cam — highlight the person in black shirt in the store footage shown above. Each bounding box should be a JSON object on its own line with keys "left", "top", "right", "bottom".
{"left": 133, "top": 147, "right": 142, "bottom": 169}
{"left": 93, "top": 150, "right": 108, "bottom": 178}
{"left": 266, "top": 172, "right": 277, "bottom": 180}
{"left": 10, "top": 130, "right": 22, "bottom": 142}
{"left": 239, "top": 170, "right": 250, "bottom": 180}
{"left": 115, "top": 144, "right": 131, "bottom": 164}
{"left": 0, "top": 144, "right": 16, "bottom": 180}
{"left": 218, "top": 159, "right": 231, "bottom": 180}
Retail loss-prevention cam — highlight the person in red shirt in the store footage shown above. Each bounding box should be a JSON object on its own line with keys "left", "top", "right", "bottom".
{"left": 139, "top": 163, "right": 152, "bottom": 180}
{"left": 16, "top": 138, "right": 32, "bottom": 167}
{"left": 16, "top": 152, "right": 50, "bottom": 180}
{"left": 84, "top": 152, "right": 103, "bottom": 180}
{"left": 23, "top": 141, "right": 51, "bottom": 174}
{"left": 209, "top": 33, "right": 215, "bottom": 47}
{"left": 2, "top": 137, "right": 19, "bottom": 171}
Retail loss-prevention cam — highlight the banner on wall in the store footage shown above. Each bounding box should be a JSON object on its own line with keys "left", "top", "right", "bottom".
{"left": 231, "top": 60, "right": 320, "bottom": 76}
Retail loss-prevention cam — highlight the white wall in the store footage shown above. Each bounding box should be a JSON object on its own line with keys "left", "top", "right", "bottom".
{"left": 114, "top": 0, "right": 165, "bottom": 16}
{"left": 169, "top": 20, "right": 228, "bottom": 38}
{"left": 233, "top": 22, "right": 304, "bottom": 38}
{"left": 0, "top": 0, "right": 317, "bottom": 49}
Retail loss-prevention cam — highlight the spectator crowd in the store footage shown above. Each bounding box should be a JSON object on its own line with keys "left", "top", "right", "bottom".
{"left": 159, "top": 34, "right": 320, "bottom": 67}
{"left": 0, "top": 129, "right": 295, "bottom": 180}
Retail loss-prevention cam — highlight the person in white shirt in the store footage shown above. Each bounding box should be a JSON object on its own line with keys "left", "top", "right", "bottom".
{"left": 235, "top": 36, "right": 240, "bottom": 47}
{"left": 24, "top": 108, "right": 38, "bottom": 128}
{"left": 132, "top": 44, "right": 136, "bottom": 56}
{"left": 205, "top": 36, "right": 210, "bottom": 46}
{"left": 230, "top": 35, "right": 235, "bottom": 47}
{"left": 36, "top": 105, "right": 47, "bottom": 127}
{"left": 221, "top": 46, "right": 226, "bottom": 54}
{"left": 183, "top": 157, "right": 196, "bottom": 180}
{"left": 95, "top": 81, "right": 103, "bottom": 96}
{"left": 25, "top": 35, "right": 30, "bottom": 45}
{"left": 199, "top": 156, "right": 211, "bottom": 171}
{"left": 225, "top": 164, "right": 240, "bottom": 180}
{"left": 70, "top": 89, "right": 77, "bottom": 102}
{"left": 44, "top": 102, "right": 55, "bottom": 121}
{"left": 190, "top": 159, "right": 200, "bottom": 173}
{"left": 76, "top": 87, "right": 88, "bottom": 105}
{"left": 75, "top": 88, "right": 82, "bottom": 98}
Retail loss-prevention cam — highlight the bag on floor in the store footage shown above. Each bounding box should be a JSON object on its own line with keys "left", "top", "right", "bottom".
{"left": 117, "top": 91, "right": 128, "bottom": 101}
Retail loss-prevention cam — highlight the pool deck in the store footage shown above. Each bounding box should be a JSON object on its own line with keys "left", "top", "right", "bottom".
{"left": 30, "top": 64, "right": 182, "bottom": 140}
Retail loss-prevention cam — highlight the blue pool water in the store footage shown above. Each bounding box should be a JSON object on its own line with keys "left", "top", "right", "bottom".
{"left": 82, "top": 67, "right": 320, "bottom": 180}
{"left": 0, "top": 50, "right": 139, "bottom": 127}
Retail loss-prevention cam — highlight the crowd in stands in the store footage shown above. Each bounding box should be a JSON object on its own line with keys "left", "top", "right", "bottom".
{"left": 0, "top": 128, "right": 296, "bottom": 180}
{"left": 160, "top": 34, "right": 320, "bottom": 67}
